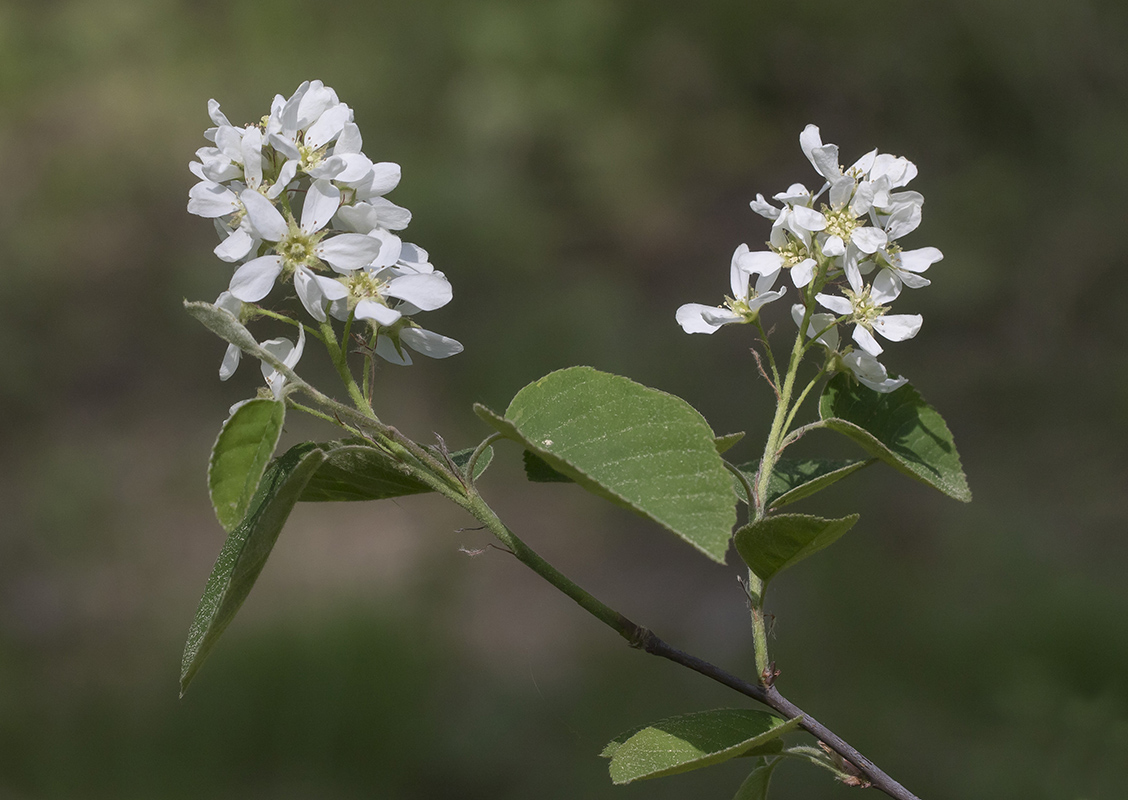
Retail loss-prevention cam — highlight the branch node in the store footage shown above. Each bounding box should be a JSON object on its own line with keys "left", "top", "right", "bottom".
{"left": 626, "top": 625, "right": 656, "bottom": 651}
{"left": 819, "top": 742, "right": 873, "bottom": 788}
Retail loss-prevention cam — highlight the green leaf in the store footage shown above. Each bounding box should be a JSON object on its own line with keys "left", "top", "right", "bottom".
{"left": 732, "top": 761, "right": 780, "bottom": 800}
{"left": 528, "top": 432, "right": 744, "bottom": 485}
{"left": 819, "top": 374, "right": 971, "bottom": 502}
{"left": 180, "top": 443, "right": 327, "bottom": 695}
{"left": 732, "top": 457, "right": 874, "bottom": 509}
{"left": 208, "top": 399, "right": 286, "bottom": 532}
{"left": 475, "top": 366, "right": 737, "bottom": 563}
{"left": 602, "top": 709, "right": 800, "bottom": 784}
{"left": 299, "top": 442, "right": 492, "bottom": 502}
{"left": 714, "top": 432, "right": 745, "bottom": 454}
{"left": 734, "top": 513, "right": 859, "bottom": 586}
{"left": 522, "top": 450, "right": 573, "bottom": 483}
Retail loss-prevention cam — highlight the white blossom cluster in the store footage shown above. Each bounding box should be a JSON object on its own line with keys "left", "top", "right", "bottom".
{"left": 677, "top": 125, "right": 942, "bottom": 393}
{"left": 188, "top": 80, "right": 462, "bottom": 387}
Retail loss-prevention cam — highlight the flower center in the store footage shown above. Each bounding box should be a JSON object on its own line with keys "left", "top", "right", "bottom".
{"left": 298, "top": 140, "right": 329, "bottom": 173}
{"left": 278, "top": 222, "right": 323, "bottom": 270}
{"left": 822, "top": 206, "right": 859, "bottom": 242}
{"left": 344, "top": 269, "right": 386, "bottom": 301}
{"left": 842, "top": 285, "right": 887, "bottom": 330}
{"left": 775, "top": 239, "right": 809, "bottom": 268}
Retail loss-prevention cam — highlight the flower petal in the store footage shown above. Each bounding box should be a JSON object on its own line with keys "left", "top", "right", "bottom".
{"left": 790, "top": 258, "right": 817, "bottom": 288}
{"left": 229, "top": 256, "right": 283, "bottom": 302}
{"left": 676, "top": 303, "right": 729, "bottom": 334}
{"left": 374, "top": 334, "right": 412, "bottom": 365}
{"left": 213, "top": 228, "right": 257, "bottom": 263}
{"left": 355, "top": 299, "right": 402, "bottom": 326}
{"left": 851, "top": 226, "right": 888, "bottom": 255}
{"left": 304, "top": 102, "right": 352, "bottom": 150}
{"left": 358, "top": 162, "right": 402, "bottom": 198}
{"left": 815, "top": 293, "right": 853, "bottom": 316}
{"left": 219, "top": 343, "right": 241, "bottom": 381}
{"left": 400, "top": 327, "right": 464, "bottom": 359}
{"left": 871, "top": 269, "right": 902, "bottom": 304}
{"left": 789, "top": 204, "right": 827, "bottom": 232}
{"left": 301, "top": 179, "right": 341, "bottom": 234}
{"left": 385, "top": 273, "right": 453, "bottom": 311}
{"left": 852, "top": 325, "right": 884, "bottom": 356}
{"left": 872, "top": 314, "right": 922, "bottom": 343}
{"left": 749, "top": 194, "right": 780, "bottom": 219}
{"left": 188, "top": 182, "right": 239, "bottom": 218}
{"left": 294, "top": 267, "right": 329, "bottom": 321}
{"left": 316, "top": 233, "right": 383, "bottom": 272}
{"left": 240, "top": 189, "right": 288, "bottom": 241}
{"left": 896, "top": 246, "right": 943, "bottom": 273}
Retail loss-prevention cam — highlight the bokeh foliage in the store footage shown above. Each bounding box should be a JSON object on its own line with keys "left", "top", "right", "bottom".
{"left": 2, "top": 0, "right": 1127, "bottom": 797}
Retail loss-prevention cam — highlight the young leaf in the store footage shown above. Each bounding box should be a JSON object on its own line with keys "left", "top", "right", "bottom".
{"left": 732, "top": 458, "right": 874, "bottom": 509}
{"left": 208, "top": 398, "right": 286, "bottom": 532}
{"left": 602, "top": 709, "right": 800, "bottom": 784}
{"left": 819, "top": 374, "right": 971, "bottom": 502}
{"left": 732, "top": 761, "right": 780, "bottom": 800}
{"left": 714, "top": 432, "right": 746, "bottom": 454}
{"left": 734, "top": 513, "right": 859, "bottom": 586}
{"left": 475, "top": 366, "right": 737, "bottom": 563}
{"left": 181, "top": 443, "right": 327, "bottom": 695}
{"left": 299, "top": 443, "right": 492, "bottom": 502}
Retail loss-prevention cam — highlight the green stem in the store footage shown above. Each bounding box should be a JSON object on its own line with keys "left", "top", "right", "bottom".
{"left": 319, "top": 318, "right": 375, "bottom": 419}
{"left": 287, "top": 398, "right": 353, "bottom": 429}
{"left": 780, "top": 366, "right": 828, "bottom": 439}
{"left": 753, "top": 319, "right": 781, "bottom": 389}
{"left": 249, "top": 308, "right": 324, "bottom": 343}
{"left": 460, "top": 489, "right": 638, "bottom": 636}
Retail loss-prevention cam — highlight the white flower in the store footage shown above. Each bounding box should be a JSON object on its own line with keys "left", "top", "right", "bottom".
{"left": 815, "top": 287, "right": 922, "bottom": 356}
{"left": 259, "top": 325, "right": 305, "bottom": 399}
{"left": 676, "top": 244, "right": 786, "bottom": 334}
{"left": 228, "top": 180, "right": 381, "bottom": 320}
{"left": 330, "top": 264, "right": 454, "bottom": 327}
{"left": 267, "top": 80, "right": 353, "bottom": 180}
{"left": 373, "top": 325, "right": 464, "bottom": 366}
{"left": 841, "top": 350, "right": 908, "bottom": 394}
{"left": 868, "top": 246, "right": 943, "bottom": 303}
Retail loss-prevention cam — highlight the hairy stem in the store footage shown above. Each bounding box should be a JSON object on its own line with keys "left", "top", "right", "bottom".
{"left": 319, "top": 318, "right": 375, "bottom": 419}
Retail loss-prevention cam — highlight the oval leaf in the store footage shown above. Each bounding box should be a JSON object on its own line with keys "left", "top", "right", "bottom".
{"left": 208, "top": 398, "right": 286, "bottom": 532}
{"left": 603, "top": 709, "right": 800, "bottom": 784}
{"left": 181, "top": 443, "right": 327, "bottom": 695}
{"left": 819, "top": 374, "right": 971, "bottom": 502}
{"left": 733, "top": 761, "right": 780, "bottom": 800}
{"left": 734, "top": 513, "right": 859, "bottom": 586}
{"left": 475, "top": 367, "right": 737, "bottom": 563}
{"left": 300, "top": 442, "right": 492, "bottom": 502}
{"left": 733, "top": 457, "right": 874, "bottom": 509}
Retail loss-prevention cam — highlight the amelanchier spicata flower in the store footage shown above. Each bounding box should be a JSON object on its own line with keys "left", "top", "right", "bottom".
{"left": 680, "top": 124, "right": 943, "bottom": 393}
{"left": 677, "top": 244, "right": 786, "bottom": 334}
{"left": 188, "top": 81, "right": 462, "bottom": 371}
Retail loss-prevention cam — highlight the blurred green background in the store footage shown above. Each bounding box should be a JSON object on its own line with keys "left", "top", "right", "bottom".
{"left": 2, "top": 0, "right": 1126, "bottom": 797}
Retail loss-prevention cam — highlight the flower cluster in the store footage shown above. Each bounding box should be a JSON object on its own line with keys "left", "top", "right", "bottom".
{"left": 677, "top": 125, "right": 942, "bottom": 392}
{"left": 188, "top": 80, "right": 462, "bottom": 379}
